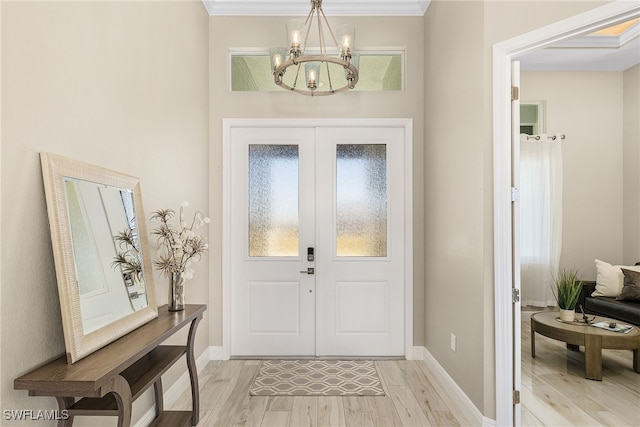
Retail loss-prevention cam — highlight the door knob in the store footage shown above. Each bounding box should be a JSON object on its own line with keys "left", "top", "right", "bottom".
{"left": 299, "top": 268, "right": 315, "bottom": 275}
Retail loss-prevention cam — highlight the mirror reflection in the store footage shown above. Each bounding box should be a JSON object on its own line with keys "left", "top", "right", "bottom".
{"left": 64, "top": 177, "right": 148, "bottom": 334}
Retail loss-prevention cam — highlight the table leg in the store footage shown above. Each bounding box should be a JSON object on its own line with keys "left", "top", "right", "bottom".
{"left": 531, "top": 320, "right": 536, "bottom": 358}
{"left": 633, "top": 349, "right": 639, "bottom": 373}
{"left": 187, "top": 314, "right": 203, "bottom": 426}
{"left": 55, "top": 397, "right": 74, "bottom": 427}
{"left": 584, "top": 334, "right": 603, "bottom": 381}
{"left": 109, "top": 375, "right": 132, "bottom": 427}
{"left": 153, "top": 379, "right": 163, "bottom": 418}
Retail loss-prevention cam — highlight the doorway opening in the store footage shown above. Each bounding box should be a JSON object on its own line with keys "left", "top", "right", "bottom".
{"left": 493, "top": 2, "right": 640, "bottom": 425}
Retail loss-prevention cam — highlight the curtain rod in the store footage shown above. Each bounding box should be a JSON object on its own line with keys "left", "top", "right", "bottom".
{"left": 523, "top": 134, "right": 565, "bottom": 141}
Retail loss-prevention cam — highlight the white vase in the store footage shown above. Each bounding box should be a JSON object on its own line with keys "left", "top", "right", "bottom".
{"left": 559, "top": 308, "right": 575, "bottom": 322}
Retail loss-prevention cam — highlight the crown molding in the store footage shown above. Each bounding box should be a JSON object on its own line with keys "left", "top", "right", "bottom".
{"left": 201, "top": 0, "right": 431, "bottom": 17}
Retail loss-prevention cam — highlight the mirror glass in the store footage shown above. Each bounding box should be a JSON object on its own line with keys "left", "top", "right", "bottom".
{"left": 63, "top": 177, "right": 148, "bottom": 334}
{"left": 41, "top": 153, "right": 157, "bottom": 363}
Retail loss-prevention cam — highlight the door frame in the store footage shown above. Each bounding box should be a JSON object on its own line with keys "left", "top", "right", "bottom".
{"left": 221, "top": 118, "right": 413, "bottom": 360}
{"left": 493, "top": 1, "right": 640, "bottom": 425}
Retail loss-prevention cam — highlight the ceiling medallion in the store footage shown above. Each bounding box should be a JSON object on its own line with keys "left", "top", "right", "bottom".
{"left": 270, "top": 0, "right": 359, "bottom": 96}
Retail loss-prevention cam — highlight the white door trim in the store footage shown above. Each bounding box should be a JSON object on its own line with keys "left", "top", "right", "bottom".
{"left": 221, "top": 118, "right": 413, "bottom": 360}
{"left": 493, "top": 1, "right": 640, "bottom": 425}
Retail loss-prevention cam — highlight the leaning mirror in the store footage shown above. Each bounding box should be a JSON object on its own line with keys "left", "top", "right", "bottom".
{"left": 40, "top": 153, "right": 157, "bottom": 363}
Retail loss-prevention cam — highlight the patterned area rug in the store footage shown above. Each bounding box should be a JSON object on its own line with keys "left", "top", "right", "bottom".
{"left": 249, "top": 360, "right": 385, "bottom": 396}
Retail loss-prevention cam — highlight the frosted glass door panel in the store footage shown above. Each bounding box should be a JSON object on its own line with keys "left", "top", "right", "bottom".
{"left": 336, "top": 144, "right": 387, "bottom": 257}
{"left": 249, "top": 144, "right": 299, "bottom": 257}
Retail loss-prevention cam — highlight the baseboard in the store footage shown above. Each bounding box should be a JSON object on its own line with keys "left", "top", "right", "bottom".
{"left": 209, "top": 345, "right": 225, "bottom": 360}
{"left": 410, "top": 345, "right": 427, "bottom": 360}
{"left": 133, "top": 348, "right": 211, "bottom": 427}
{"left": 417, "top": 346, "right": 496, "bottom": 427}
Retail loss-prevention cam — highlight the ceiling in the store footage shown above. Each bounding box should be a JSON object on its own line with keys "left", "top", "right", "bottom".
{"left": 201, "top": 0, "right": 431, "bottom": 16}
{"left": 519, "top": 18, "right": 640, "bottom": 71}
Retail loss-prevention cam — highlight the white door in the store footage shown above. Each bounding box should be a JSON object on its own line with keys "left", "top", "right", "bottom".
{"left": 315, "top": 127, "right": 405, "bottom": 356}
{"left": 229, "top": 127, "right": 316, "bottom": 356}
{"left": 511, "top": 60, "right": 522, "bottom": 425}
{"left": 229, "top": 124, "right": 406, "bottom": 357}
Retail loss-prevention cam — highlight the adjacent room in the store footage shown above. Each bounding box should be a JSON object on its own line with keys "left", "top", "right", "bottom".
{"left": 515, "top": 19, "right": 640, "bottom": 424}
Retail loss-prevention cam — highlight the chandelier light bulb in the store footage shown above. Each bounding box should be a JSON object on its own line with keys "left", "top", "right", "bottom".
{"left": 305, "top": 62, "right": 320, "bottom": 91}
{"left": 269, "top": 47, "right": 288, "bottom": 78}
{"left": 292, "top": 31, "right": 301, "bottom": 47}
{"left": 286, "top": 19, "right": 304, "bottom": 58}
{"left": 337, "top": 24, "right": 355, "bottom": 60}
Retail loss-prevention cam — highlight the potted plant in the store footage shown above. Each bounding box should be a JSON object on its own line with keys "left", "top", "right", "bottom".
{"left": 551, "top": 268, "right": 583, "bottom": 322}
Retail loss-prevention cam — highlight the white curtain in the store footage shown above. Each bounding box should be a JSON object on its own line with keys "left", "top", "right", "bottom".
{"left": 520, "top": 134, "right": 563, "bottom": 307}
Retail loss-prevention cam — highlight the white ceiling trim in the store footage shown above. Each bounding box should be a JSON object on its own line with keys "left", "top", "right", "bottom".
{"left": 201, "top": 0, "right": 431, "bottom": 16}
{"left": 550, "top": 21, "right": 639, "bottom": 48}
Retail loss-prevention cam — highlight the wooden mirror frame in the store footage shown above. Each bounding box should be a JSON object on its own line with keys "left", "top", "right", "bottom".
{"left": 40, "top": 153, "right": 158, "bottom": 363}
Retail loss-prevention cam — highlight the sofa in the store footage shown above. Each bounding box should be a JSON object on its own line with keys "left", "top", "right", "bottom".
{"left": 578, "top": 281, "right": 640, "bottom": 327}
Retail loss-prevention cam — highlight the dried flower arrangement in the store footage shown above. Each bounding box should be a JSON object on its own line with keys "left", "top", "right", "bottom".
{"left": 150, "top": 202, "right": 209, "bottom": 280}
{"left": 111, "top": 228, "right": 143, "bottom": 285}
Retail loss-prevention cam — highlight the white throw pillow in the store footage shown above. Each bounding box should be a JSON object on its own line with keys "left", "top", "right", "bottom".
{"left": 593, "top": 259, "right": 640, "bottom": 297}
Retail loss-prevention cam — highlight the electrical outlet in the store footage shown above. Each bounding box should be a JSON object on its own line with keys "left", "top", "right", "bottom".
{"left": 450, "top": 333, "right": 456, "bottom": 352}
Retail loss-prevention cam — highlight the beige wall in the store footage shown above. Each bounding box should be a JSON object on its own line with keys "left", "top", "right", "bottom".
{"left": 424, "top": 0, "right": 610, "bottom": 418}
{"left": 0, "top": 1, "right": 209, "bottom": 425}
{"left": 623, "top": 64, "right": 640, "bottom": 265}
{"left": 207, "top": 15, "right": 426, "bottom": 347}
{"left": 424, "top": 0, "right": 488, "bottom": 414}
{"left": 521, "top": 71, "right": 625, "bottom": 278}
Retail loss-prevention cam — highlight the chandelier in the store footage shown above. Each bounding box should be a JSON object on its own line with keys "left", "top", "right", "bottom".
{"left": 270, "top": 0, "right": 359, "bottom": 96}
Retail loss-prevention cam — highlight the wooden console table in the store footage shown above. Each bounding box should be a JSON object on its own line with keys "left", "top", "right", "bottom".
{"left": 14, "top": 304, "right": 206, "bottom": 427}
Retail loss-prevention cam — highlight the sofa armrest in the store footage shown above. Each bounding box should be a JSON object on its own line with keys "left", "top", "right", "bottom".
{"left": 578, "top": 281, "right": 596, "bottom": 313}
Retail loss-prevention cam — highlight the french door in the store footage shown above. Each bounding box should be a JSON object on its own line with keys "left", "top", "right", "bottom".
{"left": 227, "top": 122, "right": 408, "bottom": 357}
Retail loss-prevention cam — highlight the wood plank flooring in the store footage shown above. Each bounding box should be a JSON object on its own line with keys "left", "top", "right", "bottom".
{"left": 521, "top": 313, "right": 640, "bottom": 426}
{"left": 169, "top": 316, "right": 640, "bottom": 426}
{"left": 170, "top": 360, "right": 466, "bottom": 426}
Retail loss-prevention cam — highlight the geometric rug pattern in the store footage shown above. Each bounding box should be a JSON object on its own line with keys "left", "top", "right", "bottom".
{"left": 249, "top": 360, "right": 385, "bottom": 396}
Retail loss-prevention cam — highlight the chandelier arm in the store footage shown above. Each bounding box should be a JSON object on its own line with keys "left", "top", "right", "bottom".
{"left": 302, "top": 10, "right": 315, "bottom": 57}
{"left": 316, "top": 7, "right": 326, "bottom": 56}
{"left": 324, "top": 60, "right": 334, "bottom": 91}
{"left": 279, "top": 85, "right": 347, "bottom": 96}
{"left": 303, "top": 2, "right": 315, "bottom": 27}
{"left": 292, "top": 61, "right": 303, "bottom": 89}
{"left": 318, "top": 7, "right": 341, "bottom": 51}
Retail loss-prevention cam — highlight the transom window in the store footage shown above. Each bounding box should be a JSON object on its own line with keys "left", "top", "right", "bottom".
{"left": 230, "top": 51, "right": 404, "bottom": 92}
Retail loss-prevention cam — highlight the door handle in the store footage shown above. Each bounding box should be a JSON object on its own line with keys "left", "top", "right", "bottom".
{"left": 299, "top": 268, "right": 315, "bottom": 275}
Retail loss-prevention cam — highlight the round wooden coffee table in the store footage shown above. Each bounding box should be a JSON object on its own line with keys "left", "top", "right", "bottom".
{"left": 530, "top": 311, "right": 640, "bottom": 380}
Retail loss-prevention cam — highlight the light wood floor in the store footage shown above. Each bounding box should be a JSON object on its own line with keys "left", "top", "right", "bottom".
{"left": 521, "top": 313, "right": 640, "bottom": 426}
{"left": 170, "top": 317, "right": 640, "bottom": 427}
{"left": 171, "top": 359, "right": 467, "bottom": 426}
